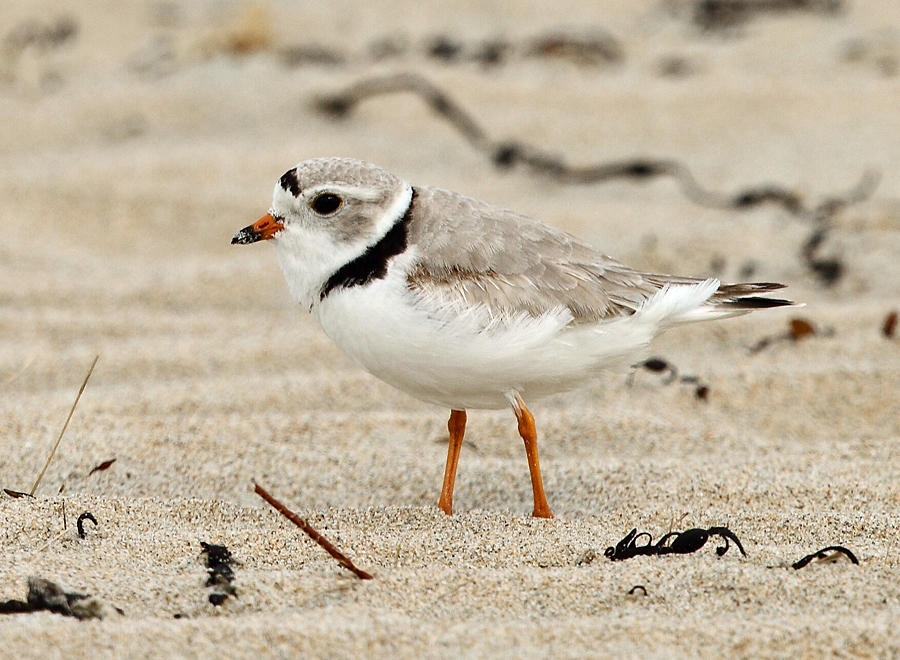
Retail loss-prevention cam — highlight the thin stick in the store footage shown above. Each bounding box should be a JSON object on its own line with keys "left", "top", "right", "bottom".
{"left": 30, "top": 355, "right": 99, "bottom": 496}
{"left": 253, "top": 482, "right": 373, "bottom": 580}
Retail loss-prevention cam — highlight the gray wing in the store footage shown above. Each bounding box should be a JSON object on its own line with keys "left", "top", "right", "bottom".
{"left": 405, "top": 186, "right": 791, "bottom": 323}
{"left": 405, "top": 186, "right": 672, "bottom": 323}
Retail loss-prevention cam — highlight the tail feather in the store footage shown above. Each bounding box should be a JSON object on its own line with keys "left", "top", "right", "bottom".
{"left": 638, "top": 278, "right": 797, "bottom": 328}
{"left": 716, "top": 282, "right": 786, "bottom": 295}
{"left": 711, "top": 281, "right": 795, "bottom": 310}
{"left": 719, "top": 296, "right": 794, "bottom": 309}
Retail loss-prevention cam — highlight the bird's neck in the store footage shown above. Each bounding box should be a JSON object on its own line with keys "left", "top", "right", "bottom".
{"left": 274, "top": 231, "right": 363, "bottom": 311}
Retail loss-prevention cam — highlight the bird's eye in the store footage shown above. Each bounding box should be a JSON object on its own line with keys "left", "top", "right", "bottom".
{"left": 310, "top": 193, "right": 342, "bottom": 215}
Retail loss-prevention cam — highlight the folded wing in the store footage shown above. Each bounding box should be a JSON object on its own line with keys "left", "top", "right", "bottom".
{"left": 405, "top": 186, "right": 792, "bottom": 323}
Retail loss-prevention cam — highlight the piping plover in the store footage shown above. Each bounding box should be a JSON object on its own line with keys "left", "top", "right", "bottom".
{"left": 233, "top": 157, "right": 793, "bottom": 518}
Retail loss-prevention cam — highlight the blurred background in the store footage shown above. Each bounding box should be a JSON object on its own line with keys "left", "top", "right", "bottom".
{"left": 2, "top": 4, "right": 898, "bottom": 651}
{"left": 1, "top": 0, "right": 897, "bottom": 502}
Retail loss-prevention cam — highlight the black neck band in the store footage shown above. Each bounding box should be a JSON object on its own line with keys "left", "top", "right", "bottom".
{"left": 319, "top": 188, "right": 417, "bottom": 301}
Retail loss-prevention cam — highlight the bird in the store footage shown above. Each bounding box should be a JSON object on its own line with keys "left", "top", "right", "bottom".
{"left": 232, "top": 157, "right": 793, "bottom": 518}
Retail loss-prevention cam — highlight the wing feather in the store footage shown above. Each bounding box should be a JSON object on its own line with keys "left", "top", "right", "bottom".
{"left": 405, "top": 186, "right": 657, "bottom": 322}
{"left": 404, "top": 186, "right": 791, "bottom": 323}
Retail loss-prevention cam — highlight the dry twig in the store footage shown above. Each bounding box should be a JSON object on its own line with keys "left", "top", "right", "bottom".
{"left": 30, "top": 355, "right": 99, "bottom": 496}
{"left": 253, "top": 482, "right": 373, "bottom": 580}
{"left": 315, "top": 72, "right": 877, "bottom": 221}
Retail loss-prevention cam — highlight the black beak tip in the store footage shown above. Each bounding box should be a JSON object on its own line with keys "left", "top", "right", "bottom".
{"left": 231, "top": 227, "right": 257, "bottom": 245}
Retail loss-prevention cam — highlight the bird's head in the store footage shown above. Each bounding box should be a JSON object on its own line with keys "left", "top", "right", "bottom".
{"left": 232, "top": 157, "right": 413, "bottom": 306}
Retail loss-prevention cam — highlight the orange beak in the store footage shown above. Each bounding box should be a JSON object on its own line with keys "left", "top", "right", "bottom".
{"left": 231, "top": 213, "right": 284, "bottom": 245}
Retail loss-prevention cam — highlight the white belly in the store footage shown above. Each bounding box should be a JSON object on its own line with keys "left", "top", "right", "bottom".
{"left": 312, "top": 273, "right": 655, "bottom": 410}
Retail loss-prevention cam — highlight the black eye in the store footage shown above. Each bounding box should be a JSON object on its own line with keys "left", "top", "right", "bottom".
{"left": 310, "top": 193, "right": 342, "bottom": 215}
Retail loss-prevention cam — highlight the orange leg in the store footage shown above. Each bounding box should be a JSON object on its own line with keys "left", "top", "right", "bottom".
{"left": 438, "top": 409, "right": 467, "bottom": 515}
{"left": 512, "top": 396, "right": 554, "bottom": 518}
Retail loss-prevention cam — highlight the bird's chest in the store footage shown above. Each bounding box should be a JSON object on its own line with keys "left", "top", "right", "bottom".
{"left": 313, "top": 276, "right": 434, "bottom": 375}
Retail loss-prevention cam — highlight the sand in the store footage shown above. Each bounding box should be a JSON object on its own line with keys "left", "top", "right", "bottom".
{"left": 1, "top": 1, "right": 899, "bottom": 657}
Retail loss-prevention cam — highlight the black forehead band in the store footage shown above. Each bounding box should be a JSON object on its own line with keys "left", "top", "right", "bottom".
{"left": 279, "top": 169, "right": 301, "bottom": 197}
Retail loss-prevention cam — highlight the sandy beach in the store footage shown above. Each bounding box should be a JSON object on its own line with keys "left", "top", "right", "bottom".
{"left": 2, "top": 1, "right": 899, "bottom": 657}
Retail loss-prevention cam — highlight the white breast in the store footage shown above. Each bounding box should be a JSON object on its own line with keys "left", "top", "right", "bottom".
{"left": 311, "top": 258, "right": 666, "bottom": 410}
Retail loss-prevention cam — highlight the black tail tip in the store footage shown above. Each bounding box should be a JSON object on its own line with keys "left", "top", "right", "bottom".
{"left": 724, "top": 297, "right": 795, "bottom": 309}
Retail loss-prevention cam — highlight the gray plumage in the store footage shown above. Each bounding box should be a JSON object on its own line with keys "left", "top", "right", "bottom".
{"left": 404, "top": 185, "right": 790, "bottom": 323}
